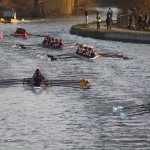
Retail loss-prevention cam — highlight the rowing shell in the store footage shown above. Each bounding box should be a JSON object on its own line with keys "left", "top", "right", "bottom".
{"left": 32, "top": 86, "right": 45, "bottom": 94}
{"left": 76, "top": 53, "right": 100, "bottom": 61}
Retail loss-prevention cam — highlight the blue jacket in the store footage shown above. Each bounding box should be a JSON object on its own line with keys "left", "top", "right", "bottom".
{"left": 106, "top": 17, "right": 112, "bottom": 25}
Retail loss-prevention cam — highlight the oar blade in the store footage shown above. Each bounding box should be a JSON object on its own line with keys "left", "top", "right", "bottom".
{"left": 79, "top": 79, "right": 90, "bottom": 89}
{"left": 113, "top": 107, "right": 119, "bottom": 113}
{"left": 113, "top": 106, "right": 124, "bottom": 113}
{"left": 119, "top": 112, "right": 128, "bottom": 120}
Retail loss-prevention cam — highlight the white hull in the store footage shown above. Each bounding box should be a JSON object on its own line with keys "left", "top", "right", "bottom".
{"left": 76, "top": 53, "right": 100, "bottom": 61}
{"left": 32, "top": 86, "right": 45, "bottom": 94}
{"left": 89, "top": 55, "right": 100, "bottom": 60}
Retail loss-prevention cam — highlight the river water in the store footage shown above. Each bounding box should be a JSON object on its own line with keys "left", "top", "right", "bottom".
{"left": 0, "top": 15, "right": 150, "bottom": 150}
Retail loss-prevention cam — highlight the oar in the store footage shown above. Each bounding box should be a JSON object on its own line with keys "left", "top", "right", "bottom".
{"left": 47, "top": 53, "right": 77, "bottom": 61}
{"left": 45, "top": 79, "right": 90, "bottom": 89}
{"left": 45, "top": 79, "right": 79, "bottom": 83}
{"left": 28, "top": 33, "right": 46, "bottom": 37}
{"left": 0, "top": 78, "right": 32, "bottom": 84}
{"left": 99, "top": 53, "right": 129, "bottom": 59}
{"left": 0, "top": 34, "right": 11, "bottom": 38}
{"left": 64, "top": 43, "right": 79, "bottom": 49}
{"left": 64, "top": 42, "right": 78, "bottom": 45}
{"left": 45, "top": 79, "right": 89, "bottom": 85}
{"left": 0, "top": 79, "right": 27, "bottom": 83}
{"left": 48, "top": 52, "right": 74, "bottom": 57}
{"left": 47, "top": 55, "right": 75, "bottom": 61}
{"left": 113, "top": 103, "right": 150, "bottom": 113}
{"left": 0, "top": 78, "right": 90, "bottom": 89}
{"left": 119, "top": 109, "right": 150, "bottom": 120}
{"left": 0, "top": 78, "right": 22, "bottom": 82}
{"left": 12, "top": 44, "right": 42, "bottom": 49}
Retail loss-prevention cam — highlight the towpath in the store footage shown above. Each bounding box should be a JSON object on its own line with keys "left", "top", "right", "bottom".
{"left": 87, "top": 22, "right": 150, "bottom": 35}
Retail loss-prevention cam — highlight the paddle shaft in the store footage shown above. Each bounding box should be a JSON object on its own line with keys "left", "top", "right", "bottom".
{"left": 28, "top": 33, "right": 45, "bottom": 37}
{"left": 99, "top": 53, "right": 129, "bottom": 59}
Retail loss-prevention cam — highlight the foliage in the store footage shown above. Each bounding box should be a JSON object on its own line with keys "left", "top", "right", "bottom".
{"left": 96, "top": 0, "right": 150, "bottom": 14}
{"left": 44, "top": 0, "right": 74, "bottom": 15}
{"left": 1, "top": 0, "right": 149, "bottom": 17}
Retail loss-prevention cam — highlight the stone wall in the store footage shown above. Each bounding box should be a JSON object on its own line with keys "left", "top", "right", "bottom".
{"left": 70, "top": 25, "right": 150, "bottom": 44}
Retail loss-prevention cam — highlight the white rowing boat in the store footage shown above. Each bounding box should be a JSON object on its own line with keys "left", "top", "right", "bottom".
{"left": 32, "top": 86, "right": 45, "bottom": 94}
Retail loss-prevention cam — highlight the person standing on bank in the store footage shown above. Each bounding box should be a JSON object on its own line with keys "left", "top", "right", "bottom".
{"left": 85, "top": 9, "right": 88, "bottom": 25}
{"left": 106, "top": 15, "right": 112, "bottom": 30}
{"left": 107, "top": 8, "right": 113, "bottom": 18}
{"left": 96, "top": 12, "right": 101, "bottom": 29}
{"left": 137, "top": 13, "right": 142, "bottom": 30}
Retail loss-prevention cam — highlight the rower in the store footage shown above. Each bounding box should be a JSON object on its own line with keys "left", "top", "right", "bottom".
{"left": 58, "top": 40, "right": 65, "bottom": 48}
{"left": 54, "top": 39, "right": 65, "bottom": 48}
{"left": 82, "top": 47, "right": 88, "bottom": 55}
{"left": 32, "top": 69, "right": 45, "bottom": 87}
{"left": 15, "top": 28, "right": 23, "bottom": 35}
{"left": 42, "top": 36, "right": 49, "bottom": 44}
{"left": 89, "top": 48, "right": 95, "bottom": 58}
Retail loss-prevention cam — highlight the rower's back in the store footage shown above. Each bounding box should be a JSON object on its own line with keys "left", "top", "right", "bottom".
{"left": 32, "top": 69, "right": 45, "bottom": 87}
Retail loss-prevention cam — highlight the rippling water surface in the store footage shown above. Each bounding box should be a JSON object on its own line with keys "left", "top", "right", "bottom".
{"left": 0, "top": 16, "right": 150, "bottom": 150}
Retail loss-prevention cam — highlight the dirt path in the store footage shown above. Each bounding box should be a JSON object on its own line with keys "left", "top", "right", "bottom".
{"left": 88, "top": 22, "right": 150, "bottom": 35}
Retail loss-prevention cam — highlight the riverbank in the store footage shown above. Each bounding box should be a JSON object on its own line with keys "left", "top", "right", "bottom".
{"left": 70, "top": 22, "right": 150, "bottom": 44}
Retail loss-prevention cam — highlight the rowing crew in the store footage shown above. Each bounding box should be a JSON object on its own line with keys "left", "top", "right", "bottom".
{"left": 0, "top": 28, "right": 28, "bottom": 40}
{"left": 76, "top": 45, "right": 99, "bottom": 58}
{"left": 42, "top": 35, "right": 65, "bottom": 49}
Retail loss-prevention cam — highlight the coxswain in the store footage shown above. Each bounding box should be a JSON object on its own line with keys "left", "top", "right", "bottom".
{"left": 76, "top": 45, "right": 83, "bottom": 54}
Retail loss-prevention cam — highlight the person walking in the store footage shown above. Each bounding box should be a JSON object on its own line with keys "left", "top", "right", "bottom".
{"left": 85, "top": 9, "right": 88, "bottom": 25}
{"left": 96, "top": 12, "right": 101, "bottom": 29}
{"left": 106, "top": 15, "right": 112, "bottom": 30}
